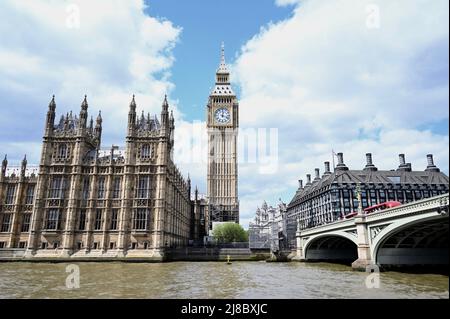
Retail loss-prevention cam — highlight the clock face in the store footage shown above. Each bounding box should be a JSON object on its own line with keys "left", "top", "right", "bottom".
{"left": 214, "top": 108, "right": 231, "bottom": 124}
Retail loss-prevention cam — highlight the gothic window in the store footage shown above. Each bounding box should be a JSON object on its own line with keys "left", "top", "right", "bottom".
{"left": 49, "top": 177, "right": 65, "bottom": 199}
{"left": 21, "top": 214, "right": 31, "bottom": 232}
{"left": 110, "top": 209, "right": 119, "bottom": 230}
{"left": 133, "top": 208, "right": 149, "bottom": 230}
{"left": 141, "top": 144, "right": 151, "bottom": 159}
{"left": 97, "top": 177, "right": 106, "bottom": 199}
{"left": 137, "top": 176, "right": 150, "bottom": 198}
{"left": 58, "top": 144, "right": 68, "bottom": 159}
{"left": 94, "top": 210, "right": 103, "bottom": 230}
{"left": 1, "top": 214, "right": 12, "bottom": 232}
{"left": 5, "top": 185, "right": 16, "bottom": 204}
{"left": 25, "top": 185, "right": 35, "bottom": 205}
{"left": 45, "top": 209, "right": 60, "bottom": 230}
{"left": 112, "top": 177, "right": 121, "bottom": 199}
{"left": 82, "top": 177, "right": 90, "bottom": 200}
{"left": 78, "top": 210, "right": 86, "bottom": 231}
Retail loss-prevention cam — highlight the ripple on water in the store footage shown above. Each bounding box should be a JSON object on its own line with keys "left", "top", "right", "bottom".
{"left": 0, "top": 262, "right": 448, "bottom": 299}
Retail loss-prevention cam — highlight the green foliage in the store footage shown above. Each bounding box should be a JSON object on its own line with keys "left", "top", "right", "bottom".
{"left": 212, "top": 223, "right": 248, "bottom": 243}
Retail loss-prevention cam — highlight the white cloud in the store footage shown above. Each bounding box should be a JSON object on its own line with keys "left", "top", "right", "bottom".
{"left": 0, "top": 0, "right": 181, "bottom": 153}
{"left": 233, "top": 0, "right": 449, "bottom": 227}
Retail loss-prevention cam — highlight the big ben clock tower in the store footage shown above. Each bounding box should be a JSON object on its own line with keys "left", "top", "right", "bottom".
{"left": 206, "top": 43, "right": 239, "bottom": 227}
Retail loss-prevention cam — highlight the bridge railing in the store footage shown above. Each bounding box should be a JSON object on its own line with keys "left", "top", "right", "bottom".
{"left": 300, "top": 193, "right": 449, "bottom": 235}
{"left": 365, "top": 193, "right": 449, "bottom": 222}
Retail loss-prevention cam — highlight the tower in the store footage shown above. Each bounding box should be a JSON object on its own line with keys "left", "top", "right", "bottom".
{"left": 206, "top": 43, "right": 239, "bottom": 227}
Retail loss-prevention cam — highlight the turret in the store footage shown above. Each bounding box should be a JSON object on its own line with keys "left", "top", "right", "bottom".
{"left": 95, "top": 111, "right": 102, "bottom": 147}
{"left": 128, "top": 95, "right": 137, "bottom": 136}
{"left": 161, "top": 95, "right": 169, "bottom": 132}
{"left": 1, "top": 155, "right": 7, "bottom": 177}
{"left": 79, "top": 95, "right": 88, "bottom": 133}
{"left": 45, "top": 95, "right": 56, "bottom": 135}
{"left": 187, "top": 174, "right": 191, "bottom": 196}
{"left": 89, "top": 116, "right": 94, "bottom": 134}
{"left": 20, "top": 154, "right": 27, "bottom": 178}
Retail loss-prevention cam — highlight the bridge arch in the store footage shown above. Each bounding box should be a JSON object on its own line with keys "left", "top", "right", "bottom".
{"left": 371, "top": 213, "right": 448, "bottom": 267}
{"left": 303, "top": 232, "right": 358, "bottom": 263}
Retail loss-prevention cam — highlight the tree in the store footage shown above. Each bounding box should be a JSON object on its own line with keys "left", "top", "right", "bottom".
{"left": 212, "top": 223, "right": 248, "bottom": 243}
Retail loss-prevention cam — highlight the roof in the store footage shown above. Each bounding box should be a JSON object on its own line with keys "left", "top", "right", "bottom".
{"left": 210, "top": 84, "right": 234, "bottom": 96}
{"left": 288, "top": 169, "right": 449, "bottom": 208}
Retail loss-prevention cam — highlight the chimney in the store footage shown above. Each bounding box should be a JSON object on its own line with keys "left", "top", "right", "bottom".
{"left": 363, "top": 153, "right": 378, "bottom": 171}
{"left": 306, "top": 174, "right": 312, "bottom": 186}
{"left": 314, "top": 168, "right": 320, "bottom": 181}
{"left": 335, "top": 152, "right": 349, "bottom": 171}
{"left": 323, "top": 161, "right": 332, "bottom": 176}
{"left": 425, "top": 154, "right": 440, "bottom": 172}
{"left": 397, "top": 154, "right": 412, "bottom": 171}
{"left": 298, "top": 179, "right": 303, "bottom": 189}
{"left": 399, "top": 154, "right": 406, "bottom": 166}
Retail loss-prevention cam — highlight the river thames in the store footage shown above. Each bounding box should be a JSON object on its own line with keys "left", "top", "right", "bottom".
{"left": 0, "top": 261, "right": 448, "bottom": 299}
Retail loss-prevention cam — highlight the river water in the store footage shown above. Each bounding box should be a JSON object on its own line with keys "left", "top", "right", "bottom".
{"left": 0, "top": 261, "right": 448, "bottom": 299}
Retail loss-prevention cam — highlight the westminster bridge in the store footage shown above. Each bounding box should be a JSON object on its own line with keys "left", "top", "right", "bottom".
{"left": 292, "top": 194, "right": 449, "bottom": 270}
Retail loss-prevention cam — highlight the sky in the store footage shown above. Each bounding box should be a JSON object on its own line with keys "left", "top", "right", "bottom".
{"left": 0, "top": 0, "right": 448, "bottom": 229}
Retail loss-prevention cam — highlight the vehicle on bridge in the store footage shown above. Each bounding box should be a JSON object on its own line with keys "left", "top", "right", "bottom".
{"left": 343, "top": 201, "right": 402, "bottom": 219}
{"left": 364, "top": 201, "right": 402, "bottom": 214}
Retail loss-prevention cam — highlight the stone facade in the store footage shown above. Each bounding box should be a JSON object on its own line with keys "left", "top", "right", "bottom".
{"left": 206, "top": 44, "right": 239, "bottom": 227}
{"left": 249, "top": 200, "right": 287, "bottom": 251}
{"left": 286, "top": 152, "right": 449, "bottom": 248}
{"left": 0, "top": 95, "right": 192, "bottom": 260}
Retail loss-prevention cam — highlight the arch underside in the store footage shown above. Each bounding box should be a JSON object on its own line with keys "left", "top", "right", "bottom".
{"left": 376, "top": 219, "right": 449, "bottom": 266}
{"left": 305, "top": 235, "right": 357, "bottom": 263}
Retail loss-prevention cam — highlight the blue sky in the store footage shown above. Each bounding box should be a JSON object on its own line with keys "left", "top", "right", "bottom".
{"left": 0, "top": 0, "right": 448, "bottom": 228}
{"left": 146, "top": 0, "right": 292, "bottom": 121}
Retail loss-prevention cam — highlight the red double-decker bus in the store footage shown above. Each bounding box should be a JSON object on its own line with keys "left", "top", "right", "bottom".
{"left": 364, "top": 201, "right": 402, "bottom": 214}
{"left": 343, "top": 201, "right": 402, "bottom": 219}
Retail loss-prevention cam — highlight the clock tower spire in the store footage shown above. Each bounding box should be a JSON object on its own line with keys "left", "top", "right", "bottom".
{"left": 206, "top": 43, "right": 239, "bottom": 228}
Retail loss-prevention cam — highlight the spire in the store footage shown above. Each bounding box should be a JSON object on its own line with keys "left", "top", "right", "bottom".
{"left": 96, "top": 111, "right": 102, "bottom": 125}
{"left": 46, "top": 95, "right": 56, "bottom": 134}
{"left": 217, "top": 42, "right": 229, "bottom": 75}
{"left": 221, "top": 41, "right": 225, "bottom": 65}
{"left": 161, "top": 94, "right": 169, "bottom": 129}
{"left": 81, "top": 95, "right": 88, "bottom": 110}
{"left": 48, "top": 95, "right": 56, "bottom": 111}
{"left": 21, "top": 155, "right": 27, "bottom": 177}
{"left": 130, "top": 94, "right": 136, "bottom": 111}
{"left": 2, "top": 155, "right": 7, "bottom": 174}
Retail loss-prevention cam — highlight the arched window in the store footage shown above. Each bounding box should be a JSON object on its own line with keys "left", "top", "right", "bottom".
{"left": 58, "top": 144, "right": 68, "bottom": 158}
{"left": 141, "top": 144, "right": 151, "bottom": 159}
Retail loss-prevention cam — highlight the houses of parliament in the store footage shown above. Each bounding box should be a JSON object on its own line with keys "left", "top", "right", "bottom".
{"left": 0, "top": 47, "right": 239, "bottom": 261}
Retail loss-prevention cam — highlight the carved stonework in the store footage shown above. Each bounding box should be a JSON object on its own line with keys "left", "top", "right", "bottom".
{"left": 370, "top": 224, "right": 390, "bottom": 240}
{"left": 346, "top": 229, "right": 357, "bottom": 237}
